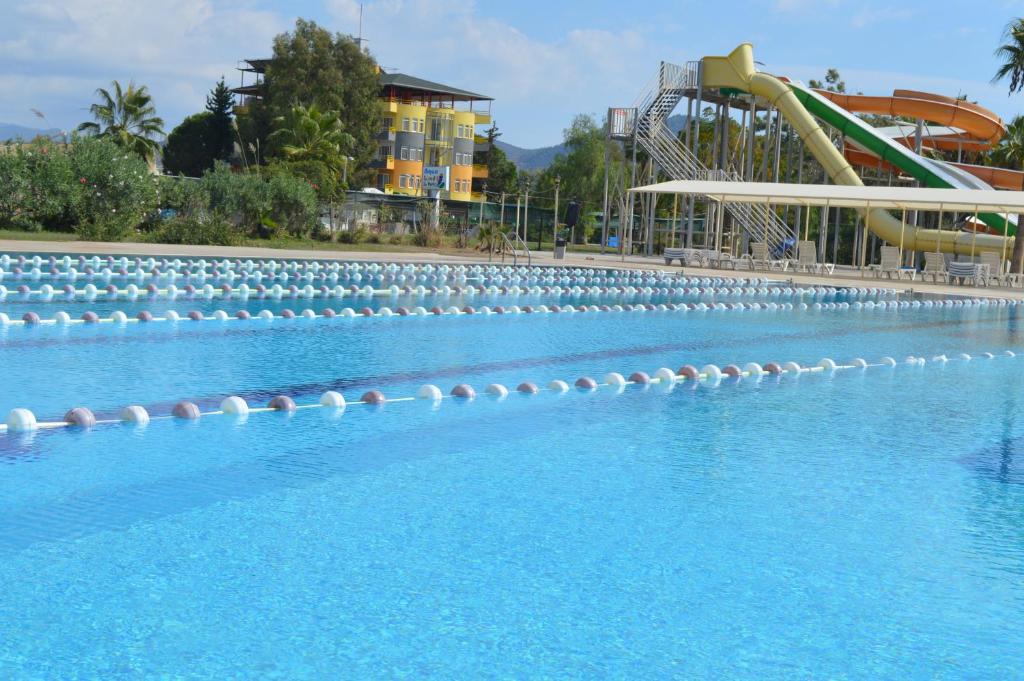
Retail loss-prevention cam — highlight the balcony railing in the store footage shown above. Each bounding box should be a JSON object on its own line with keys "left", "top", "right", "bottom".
{"left": 472, "top": 164, "right": 489, "bottom": 178}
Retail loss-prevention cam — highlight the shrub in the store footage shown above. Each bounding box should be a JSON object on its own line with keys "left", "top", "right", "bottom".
{"left": 201, "top": 164, "right": 273, "bottom": 237}
{"left": 0, "top": 139, "right": 77, "bottom": 231}
{"left": 264, "top": 171, "right": 319, "bottom": 238}
{"left": 413, "top": 227, "right": 443, "bottom": 248}
{"left": 68, "top": 136, "right": 159, "bottom": 240}
{"left": 336, "top": 226, "right": 369, "bottom": 244}
{"left": 149, "top": 214, "right": 241, "bottom": 246}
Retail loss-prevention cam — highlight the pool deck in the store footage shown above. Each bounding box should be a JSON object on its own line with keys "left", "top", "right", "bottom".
{"left": 4, "top": 238, "right": 1023, "bottom": 300}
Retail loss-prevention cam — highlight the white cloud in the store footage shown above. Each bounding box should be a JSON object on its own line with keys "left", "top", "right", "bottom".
{"left": 324, "top": 0, "right": 660, "bottom": 145}
{"left": 0, "top": 0, "right": 289, "bottom": 133}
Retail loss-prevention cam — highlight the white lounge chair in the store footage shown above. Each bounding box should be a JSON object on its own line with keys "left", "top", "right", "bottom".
{"left": 874, "top": 246, "right": 914, "bottom": 280}
{"left": 796, "top": 240, "right": 835, "bottom": 274}
{"left": 922, "top": 252, "right": 948, "bottom": 283}
{"left": 749, "top": 242, "right": 788, "bottom": 271}
{"left": 979, "top": 252, "right": 1007, "bottom": 285}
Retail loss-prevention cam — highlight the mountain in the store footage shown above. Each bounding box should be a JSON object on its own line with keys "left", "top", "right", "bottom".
{"left": 498, "top": 114, "right": 691, "bottom": 171}
{"left": 494, "top": 140, "right": 563, "bottom": 171}
{"left": 0, "top": 123, "right": 62, "bottom": 142}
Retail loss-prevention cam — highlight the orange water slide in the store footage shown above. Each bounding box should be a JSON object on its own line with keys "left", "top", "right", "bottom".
{"left": 843, "top": 146, "right": 1024, "bottom": 190}
{"left": 816, "top": 89, "right": 1006, "bottom": 145}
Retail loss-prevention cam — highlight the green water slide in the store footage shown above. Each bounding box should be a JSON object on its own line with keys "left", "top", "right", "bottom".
{"left": 788, "top": 82, "right": 1016, "bottom": 236}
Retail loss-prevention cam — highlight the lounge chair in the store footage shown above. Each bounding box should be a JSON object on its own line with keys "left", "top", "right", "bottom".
{"left": 922, "top": 252, "right": 948, "bottom": 283}
{"left": 708, "top": 251, "right": 737, "bottom": 270}
{"left": 979, "top": 252, "right": 1007, "bottom": 285}
{"left": 796, "top": 240, "right": 835, "bottom": 274}
{"left": 874, "top": 246, "right": 914, "bottom": 280}
{"left": 749, "top": 242, "right": 788, "bottom": 271}
{"left": 948, "top": 261, "right": 988, "bottom": 287}
{"left": 663, "top": 247, "right": 687, "bottom": 266}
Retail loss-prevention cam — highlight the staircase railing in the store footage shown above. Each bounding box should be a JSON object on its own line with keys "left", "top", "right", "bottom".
{"left": 630, "top": 61, "right": 793, "bottom": 255}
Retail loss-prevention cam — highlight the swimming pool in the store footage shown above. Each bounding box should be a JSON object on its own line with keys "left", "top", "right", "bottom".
{"left": 2, "top": 253, "right": 1023, "bottom": 678}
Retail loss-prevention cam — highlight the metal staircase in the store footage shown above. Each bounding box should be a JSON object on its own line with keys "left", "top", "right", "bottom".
{"left": 631, "top": 62, "right": 793, "bottom": 255}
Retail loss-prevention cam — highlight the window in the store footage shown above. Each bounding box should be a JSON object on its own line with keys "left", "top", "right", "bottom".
{"left": 418, "top": 118, "right": 425, "bottom": 133}
{"left": 378, "top": 145, "right": 392, "bottom": 159}
{"left": 402, "top": 117, "right": 410, "bottom": 132}
{"left": 377, "top": 173, "right": 389, "bottom": 189}
{"left": 429, "top": 118, "right": 443, "bottom": 141}
{"left": 399, "top": 175, "right": 408, "bottom": 189}
{"left": 400, "top": 146, "right": 409, "bottom": 161}
{"left": 380, "top": 117, "right": 393, "bottom": 134}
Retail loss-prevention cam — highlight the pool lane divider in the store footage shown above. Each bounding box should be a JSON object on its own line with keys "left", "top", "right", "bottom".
{"left": 1, "top": 350, "right": 1016, "bottom": 435}
{"left": 0, "top": 282, "right": 893, "bottom": 303}
{"left": 1, "top": 294, "right": 1012, "bottom": 329}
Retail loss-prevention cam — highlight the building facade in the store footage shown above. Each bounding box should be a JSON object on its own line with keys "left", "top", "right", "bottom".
{"left": 233, "top": 61, "right": 492, "bottom": 202}
{"left": 374, "top": 73, "right": 492, "bottom": 201}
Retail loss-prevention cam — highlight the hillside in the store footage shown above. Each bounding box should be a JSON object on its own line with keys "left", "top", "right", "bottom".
{"left": 0, "top": 123, "right": 61, "bottom": 141}
{"left": 499, "top": 114, "right": 689, "bottom": 171}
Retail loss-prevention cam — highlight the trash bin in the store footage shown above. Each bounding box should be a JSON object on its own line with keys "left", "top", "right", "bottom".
{"left": 554, "top": 238, "right": 567, "bottom": 260}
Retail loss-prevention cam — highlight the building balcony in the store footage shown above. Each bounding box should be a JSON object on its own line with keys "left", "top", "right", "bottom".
{"left": 382, "top": 100, "right": 398, "bottom": 114}
{"left": 474, "top": 111, "right": 491, "bottom": 125}
{"left": 375, "top": 128, "right": 396, "bottom": 141}
{"left": 472, "top": 164, "right": 489, "bottom": 179}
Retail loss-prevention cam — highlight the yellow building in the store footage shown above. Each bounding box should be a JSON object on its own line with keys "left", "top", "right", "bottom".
{"left": 232, "top": 61, "right": 492, "bottom": 201}
{"left": 374, "top": 73, "right": 492, "bottom": 201}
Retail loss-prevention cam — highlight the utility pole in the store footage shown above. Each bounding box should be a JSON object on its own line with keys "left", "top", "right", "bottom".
{"left": 499, "top": 191, "right": 506, "bottom": 229}
{"left": 553, "top": 176, "right": 561, "bottom": 252}
{"left": 478, "top": 181, "right": 487, "bottom": 225}
{"left": 515, "top": 191, "right": 521, "bottom": 242}
{"left": 523, "top": 178, "right": 531, "bottom": 250}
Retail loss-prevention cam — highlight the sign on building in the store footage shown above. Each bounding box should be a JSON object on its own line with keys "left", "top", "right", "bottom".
{"left": 423, "top": 166, "right": 449, "bottom": 191}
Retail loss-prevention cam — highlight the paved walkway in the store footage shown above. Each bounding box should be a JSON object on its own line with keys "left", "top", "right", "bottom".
{"left": 4, "top": 238, "right": 1022, "bottom": 300}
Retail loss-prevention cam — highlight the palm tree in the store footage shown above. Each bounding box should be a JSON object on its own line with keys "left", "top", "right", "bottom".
{"left": 992, "top": 19, "right": 1024, "bottom": 272}
{"left": 77, "top": 81, "right": 165, "bottom": 165}
{"left": 268, "top": 103, "right": 354, "bottom": 175}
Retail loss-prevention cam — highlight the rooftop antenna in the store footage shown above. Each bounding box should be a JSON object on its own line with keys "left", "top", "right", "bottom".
{"left": 355, "top": 3, "right": 367, "bottom": 51}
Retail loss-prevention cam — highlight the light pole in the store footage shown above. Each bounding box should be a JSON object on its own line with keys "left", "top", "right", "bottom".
{"left": 523, "top": 178, "right": 531, "bottom": 250}
{"left": 553, "top": 176, "right": 561, "bottom": 253}
{"left": 342, "top": 155, "right": 354, "bottom": 188}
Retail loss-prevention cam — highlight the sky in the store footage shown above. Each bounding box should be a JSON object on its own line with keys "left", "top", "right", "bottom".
{"left": 3, "top": 0, "right": 1024, "bottom": 148}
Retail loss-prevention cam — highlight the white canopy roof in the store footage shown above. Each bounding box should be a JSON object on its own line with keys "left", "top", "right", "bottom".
{"left": 629, "top": 180, "right": 1024, "bottom": 214}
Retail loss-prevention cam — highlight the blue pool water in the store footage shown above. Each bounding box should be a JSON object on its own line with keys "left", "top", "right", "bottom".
{"left": 2, "top": 256, "right": 1023, "bottom": 678}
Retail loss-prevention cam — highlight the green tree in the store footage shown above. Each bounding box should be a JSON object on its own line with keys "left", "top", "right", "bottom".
{"left": 76, "top": 80, "right": 165, "bottom": 165}
{"left": 483, "top": 124, "right": 518, "bottom": 194}
{"left": 254, "top": 19, "right": 379, "bottom": 184}
{"left": 163, "top": 112, "right": 218, "bottom": 177}
{"left": 993, "top": 20, "right": 1024, "bottom": 271}
{"left": 537, "top": 114, "right": 625, "bottom": 244}
{"left": 205, "top": 77, "right": 235, "bottom": 162}
{"left": 268, "top": 103, "right": 354, "bottom": 176}
{"left": 808, "top": 68, "right": 846, "bottom": 93}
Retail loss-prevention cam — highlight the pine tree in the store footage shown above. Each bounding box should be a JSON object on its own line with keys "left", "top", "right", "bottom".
{"left": 205, "top": 77, "right": 235, "bottom": 162}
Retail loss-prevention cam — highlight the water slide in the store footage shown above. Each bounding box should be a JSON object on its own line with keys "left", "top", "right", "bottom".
{"left": 701, "top": 44, "right": 1015, "bottom": 255}
{"left": 803, "top": 89, "right": 1022, "bottom": 225}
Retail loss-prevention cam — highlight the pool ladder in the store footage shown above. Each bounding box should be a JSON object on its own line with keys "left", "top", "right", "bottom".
{"left": 499, "top": 230, "right": 532, "bottom": 268}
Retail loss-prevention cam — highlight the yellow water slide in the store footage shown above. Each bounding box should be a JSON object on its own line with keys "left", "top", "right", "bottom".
{"left": 701, "top": 44, "right": 1013, "bottom": 255}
